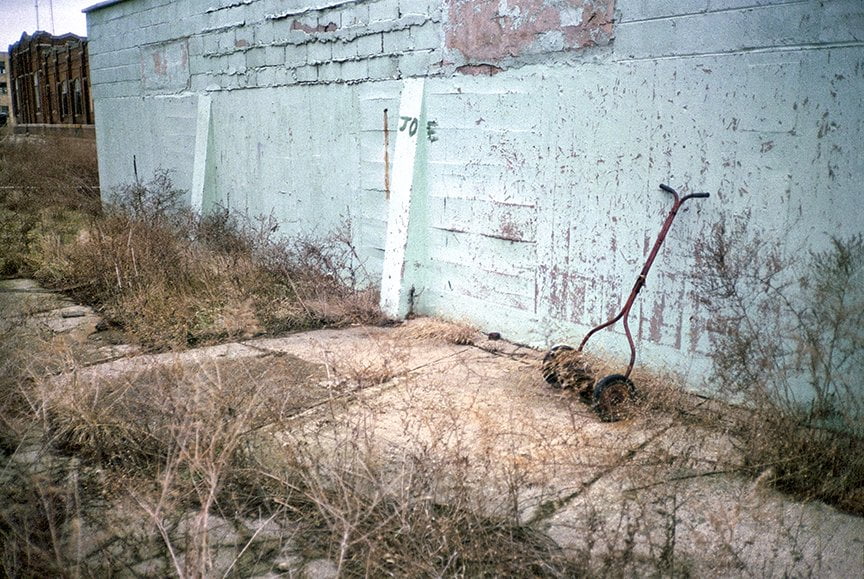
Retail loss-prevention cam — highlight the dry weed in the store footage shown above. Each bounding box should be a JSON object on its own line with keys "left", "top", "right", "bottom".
{"left": 693, "top": 215, "right": 864, "bottom": 515}
{"left": 24, "top": 170, "right": 383, "bottom": 350}
{"left": 0, "top": 135, "right": 99, "bottom": 277}
{"left": 393, "top": 316, "right": 479, "bottom": 345}
{"left": 277, "top": 425, "right": 583, "bottom": 578}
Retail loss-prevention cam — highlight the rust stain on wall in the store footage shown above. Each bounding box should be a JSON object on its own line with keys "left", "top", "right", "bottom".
{"left": 446, "top": 0, "right": 615, "bottom": 64}
{"left": 151, "top": 51, "right": 167, "bottom": 76}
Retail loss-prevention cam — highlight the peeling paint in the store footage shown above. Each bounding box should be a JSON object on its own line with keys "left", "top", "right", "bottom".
{"left": 456, "top": 63, "right": 504, "bottom": 76}
{"left": 445, "top": 0, "right": 615, "bottom": 65}
{"left": 292, "top": 19, "right": 339, "bottom": 34}
{"left": 140, "top": 39, "right": 190, "bottom": 94}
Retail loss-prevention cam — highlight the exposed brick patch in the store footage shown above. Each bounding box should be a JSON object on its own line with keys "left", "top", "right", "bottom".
{"left": 446, "top": 0, "right": 615, "bottom": 64}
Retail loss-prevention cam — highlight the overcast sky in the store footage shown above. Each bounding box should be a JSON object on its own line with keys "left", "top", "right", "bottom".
{"left": 1, "top": 0, "right": 92, "bottom": 51}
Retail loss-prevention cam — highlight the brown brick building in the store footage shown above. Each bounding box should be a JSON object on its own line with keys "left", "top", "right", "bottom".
{"left": 0, "top": 51, "right": 11, "bottom": 126}
{"left": 8, "top": 32, "right": 93, "bottom": 126}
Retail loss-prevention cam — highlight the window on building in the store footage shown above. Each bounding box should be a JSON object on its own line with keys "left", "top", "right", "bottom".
{"left": 0, "top": 61, "right": 5, "bottom": 75}
{"left": 0, "top": 82, "right": 7, "bottom": 95}
{"left": 34, "top": 73, "right": 41, "bottom": 113}
{"left": 60, "top": 80, "right": 69, "bottom": 117}
{"left": 73, "top": 78, "right": 83, "bottom": 116}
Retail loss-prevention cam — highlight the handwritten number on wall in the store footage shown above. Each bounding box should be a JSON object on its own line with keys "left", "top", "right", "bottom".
{"left": 399, "top": 116, "right": 419, "bottom": 137}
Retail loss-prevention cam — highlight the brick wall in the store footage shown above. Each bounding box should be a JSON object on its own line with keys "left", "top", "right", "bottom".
{"left": 8, "top": 32, "right": 93, "bottom": 125}
{"left": 87, "top": 0, "right": 625, "bottom": 96}
{"left": 87, "top": 0, "right": 446, "bottom": 98}
{"left": 0, "top": 52, "right": 10, "bottom": 126}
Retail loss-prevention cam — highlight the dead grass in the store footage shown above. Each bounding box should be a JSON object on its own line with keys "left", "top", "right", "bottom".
{"left": 277, "top": 453, "right": 583, "bottom": 577}
{"left": 0, "top": 135, "right": 100, "bottom": 277}
{"left": 0, "top": 135, "right": 99, "bottom": 214}
{"left": 27, "top": 170, "right": 384, "bottom": 350}
{"left": 10, "top": 345, "right": 588, "bottom": 577}
{"left": 2, "top": 136, "right": 383, "bottom": 349}
{"left": 393, "top": 317, "right": 479, "bottom": 345}
{"left": 3, "top": 316, "right": 862, "bottom": 576}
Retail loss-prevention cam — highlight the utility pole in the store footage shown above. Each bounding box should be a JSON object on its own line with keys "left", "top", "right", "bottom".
{"left": 49, "top": 0, "right": 55, "bottom": 34}
{"left": 35, "top": 0, "right": 40, "bottom": 31}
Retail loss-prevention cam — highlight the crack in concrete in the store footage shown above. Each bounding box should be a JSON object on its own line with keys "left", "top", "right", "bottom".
{"left": 528, "top": 423, "right": 675, "bottom": 526}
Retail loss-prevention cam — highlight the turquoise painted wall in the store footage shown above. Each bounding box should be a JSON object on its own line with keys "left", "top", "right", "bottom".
{"left": 86, "top": 0, "right": 864, "bottom": 392}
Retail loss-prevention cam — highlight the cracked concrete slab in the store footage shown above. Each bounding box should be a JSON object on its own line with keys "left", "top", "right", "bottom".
{"left": 3, "top": 279, "right": 863, "bottom": 576}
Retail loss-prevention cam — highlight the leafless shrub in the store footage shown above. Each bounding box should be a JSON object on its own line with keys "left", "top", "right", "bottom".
{"left": 277, "top": 430, "right": 583, "bottom": 577}
{"left": 29, "top": 171, "right": 382, "bottom": 349}
{"left": 251, "top": 218, "right": 383, "bottom": 332}
{"left": 693, "top": 212, "right": 864, "bottom": 514}
{"left": 107, "top": 169, "right": 185, "bottom": 225}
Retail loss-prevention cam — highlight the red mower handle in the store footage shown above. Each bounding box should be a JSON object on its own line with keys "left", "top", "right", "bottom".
{"left": 578, "top": 183, "right": 710, "bottom": 378}
{"left": 659, "top": 183, "right": 710, "bottom": 202}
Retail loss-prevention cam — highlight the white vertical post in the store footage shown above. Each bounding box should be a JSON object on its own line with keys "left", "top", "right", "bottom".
{"left": 190, "top": 94, "right": 211, "bottom": 215}
{"left": 380, "top": 78, "right": 425, "bottom": 318}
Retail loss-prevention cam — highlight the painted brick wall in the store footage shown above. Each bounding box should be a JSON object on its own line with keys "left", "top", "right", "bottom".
{"left": 86, "top": 0, "right": 864, "bottom": 393}
{"left": 88, "top": 0, "right": 445, "bottom": 97}
{"left": 86, "top": 0, "right": 448, "bottom": 261}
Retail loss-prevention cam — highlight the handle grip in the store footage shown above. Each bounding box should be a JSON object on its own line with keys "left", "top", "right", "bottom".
{"left": 687, "top": 192, "right": 710, "bottom": 199}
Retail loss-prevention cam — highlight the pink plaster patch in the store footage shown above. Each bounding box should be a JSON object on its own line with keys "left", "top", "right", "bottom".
{"left": 446, "top": 0, "right": 615, "bottom": 65}
{"left": 563, "top": 1, "right": 616, "bottom": 48}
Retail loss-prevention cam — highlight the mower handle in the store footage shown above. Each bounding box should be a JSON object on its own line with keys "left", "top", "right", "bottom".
{"left": 659, "top": 183, "right": 710, "bottom": 202}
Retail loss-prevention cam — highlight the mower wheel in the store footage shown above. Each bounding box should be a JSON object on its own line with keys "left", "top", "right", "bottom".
{"left": 541, "top": 344, "right": 574, "bottom": 386}
{"left": 593, "top": 374, "right": 637, "bottom": 422}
